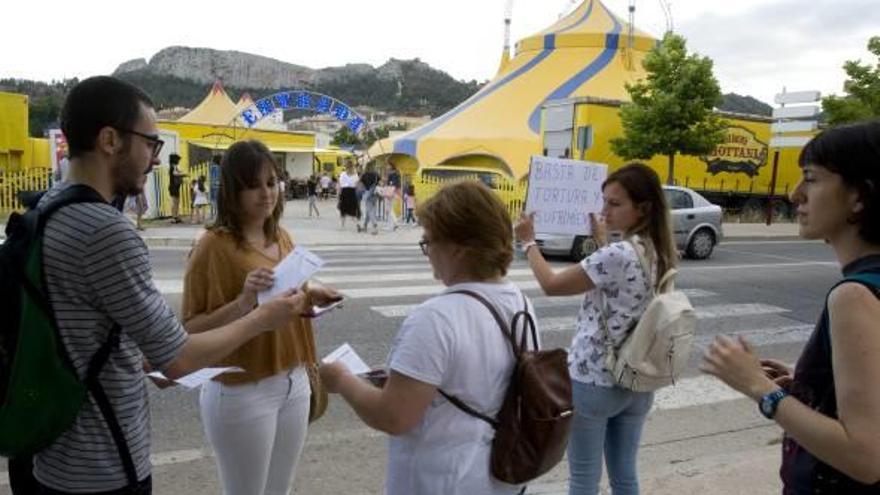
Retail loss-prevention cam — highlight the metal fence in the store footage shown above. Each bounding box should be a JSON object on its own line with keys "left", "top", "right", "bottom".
{"left": 412, "top": 173, "right": 528, "bottom": 221}
{"left": 0, "top": 168, "right": 52, "bottom": 215}
{"left": 0, "top": 162, "right": 213, "bottom": 219}
{"left": 151, "top": 161, "right": 211, "bottom": 218}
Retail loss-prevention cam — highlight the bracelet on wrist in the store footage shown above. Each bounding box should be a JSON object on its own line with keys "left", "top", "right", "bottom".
{"left": 522, "top": 240, "right": 538, "bottom": 253}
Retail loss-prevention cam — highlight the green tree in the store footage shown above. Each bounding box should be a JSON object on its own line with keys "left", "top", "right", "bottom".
{"left": 331, "top": 123, "right": 394, "bottom": 148}
{"left": 822, "top": 36, "right": 880, "bottom": 126}
{"left": 611, "top": 32, "right": 727, "bottom": 184}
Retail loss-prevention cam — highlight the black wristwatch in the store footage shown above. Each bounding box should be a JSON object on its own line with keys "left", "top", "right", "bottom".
{"left": 759, "top": 388, "right": 789, "bottom": 419}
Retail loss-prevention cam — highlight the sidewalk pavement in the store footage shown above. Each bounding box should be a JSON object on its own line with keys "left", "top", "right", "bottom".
{"left": 526, "top": 444, "right": 781, "bottom": 495}
{"left": 1, "top": 198, "right": 801, "bottom": 247}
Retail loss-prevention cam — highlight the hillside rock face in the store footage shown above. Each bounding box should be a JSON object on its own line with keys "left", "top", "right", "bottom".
{"left": 112, "top": 46, "right": 410, "bottom": 89}
{"left": 114, "top": 46, "right": 315, "bottom": 88}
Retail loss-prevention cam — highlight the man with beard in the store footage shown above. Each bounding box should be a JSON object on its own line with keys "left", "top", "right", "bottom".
{"left": 9, "top": 76, "right": 306, "bottom": 494}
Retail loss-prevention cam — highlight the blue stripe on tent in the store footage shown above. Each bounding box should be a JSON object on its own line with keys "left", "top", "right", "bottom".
{"left": 526, "top": 2, "right": 623, "bottom": 134}
{"left": 393, "top": 48, "right": 555, "bottom": 157}
{"left": 606, "top": 33, "right": 620, "bottom": 49}
{"left": 558, "top": 0, "right": 595, "bottom": 33}
{"left": 544, "top": 34, "right": 556, "bottom": 50}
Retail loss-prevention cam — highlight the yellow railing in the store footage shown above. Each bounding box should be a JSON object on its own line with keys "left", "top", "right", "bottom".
{"left": 151, "top": 161, "right": 211, "bottom": 218}
{"left": 0, "top": 168, "right": 52, "bottom": 214}
{"left": 412, "top": 173, "right": 528, "bottom": 221}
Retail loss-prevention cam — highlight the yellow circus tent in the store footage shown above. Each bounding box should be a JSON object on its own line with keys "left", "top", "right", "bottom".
{"left": 178, "top": 81, "right": 241, "bottom": 126}
{"left": 369, "top": 0, "right": 657, "bottom": 178}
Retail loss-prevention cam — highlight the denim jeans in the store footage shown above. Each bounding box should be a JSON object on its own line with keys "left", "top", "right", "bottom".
{"left": 361, "top": 191, "right": 379, "bottom": 230}
{"left": 567, "top": 381, "right": 654, "bottom": 495}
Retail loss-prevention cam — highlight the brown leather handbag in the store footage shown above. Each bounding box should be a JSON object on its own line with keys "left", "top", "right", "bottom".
{"left": 441, "top": 290, "right": 574, "bottom": 484}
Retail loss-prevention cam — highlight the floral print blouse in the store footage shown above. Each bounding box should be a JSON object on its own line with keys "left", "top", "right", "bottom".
{"left": 568, "top": 237, "right": 655, "bottom": 387}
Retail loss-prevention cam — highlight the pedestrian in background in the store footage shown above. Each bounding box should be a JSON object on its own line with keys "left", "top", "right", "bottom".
{"left": 358, "top": 165, "right": 380, "bottom": 235}
{"left": 404, "top": 184, "right": 416, "bottom": 225}
{"left": 337, "top": 160, "right": 359, "bottom": 230}
{"left": 320, "top": 181, "right": 533, "bottom": 495}
{"left": 209, "top": 154, "right": 221, "bottom": 219}
{"left": 386, "top": 163, "right": 401, "bottom": 229}
{"left": 168, "top": 153, "right": 186, "bottom": 223}
{"left": 192, "top": 175, "right": 209, "bottom": 224}
{"left": 307, "top": 174, "right": 320, "bottom": 218}
{"left": 320, "top": 172, "right": 331, "bottom": 200}
{"left": 183, "top": 140, "right": 340, "bottom": 495}
{"left": 515, "top": 162, "right": 677, "bottom": 495}
{"left": 702, "top": 120, "right": 880, "bottom": 493}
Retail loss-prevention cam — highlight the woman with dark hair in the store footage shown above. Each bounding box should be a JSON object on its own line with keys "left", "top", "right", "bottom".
{"left": 702, "top": 120, "right": 880, "bottom": 493}
{"left": 320, "top": 181, "right": 535, "bottom": 494}
{"left": 168, "top": 153, "right": 186, "bottom": 223}
{"left": 515, "top": 162, "right": 678, "bottom": 495}
{"left": 182, "top": 140, "right": 340, "bottom": 495}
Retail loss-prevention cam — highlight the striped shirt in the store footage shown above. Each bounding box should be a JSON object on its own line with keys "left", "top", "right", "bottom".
{"left": 33, "top": 182, "right": 188, "bottom": 493}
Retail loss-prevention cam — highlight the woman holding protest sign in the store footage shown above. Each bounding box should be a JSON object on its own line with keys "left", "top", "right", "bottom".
{"left": 515, "top": 162, "right": 677, "bottom": 495}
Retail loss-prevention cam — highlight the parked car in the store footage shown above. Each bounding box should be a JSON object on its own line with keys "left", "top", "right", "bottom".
{"left": 534, "top": 185, "right": 723, "bottom": 260}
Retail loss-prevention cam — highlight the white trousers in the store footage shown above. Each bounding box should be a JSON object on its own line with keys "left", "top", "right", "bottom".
{"left": 384, "top": 196, "right": 398, "bottom": 228}
{"left": 200, "top": 367, "right": 311, "bottom": 495}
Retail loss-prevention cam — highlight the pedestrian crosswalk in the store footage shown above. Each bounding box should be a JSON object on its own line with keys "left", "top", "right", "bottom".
{"left": 154, "top": 244, "right": 816, "bottom": 356}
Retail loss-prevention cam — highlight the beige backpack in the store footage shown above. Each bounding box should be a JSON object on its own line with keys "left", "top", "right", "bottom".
{"left": 602, "top": 240, "right": 696, "bottom": 392}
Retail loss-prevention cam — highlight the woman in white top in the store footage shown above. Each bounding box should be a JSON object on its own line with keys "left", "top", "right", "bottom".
{"left": 192, "top": 174, "right": 210, "bottom": 224}
{"left": 336, "top": 161, "right": 359, "bottom": 230}
{"left": 320, "top": 181, "right": 534, "bottom": 495}
{"left": 515, "top": 162, "right": 677, "bottom": 495}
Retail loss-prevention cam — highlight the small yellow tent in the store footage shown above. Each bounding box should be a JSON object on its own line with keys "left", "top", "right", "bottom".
{"left": 369, "top": 0, "right": 657, "bottom": 178}
{"left": 178, "top": 81, "right": 241, "bottom": 126}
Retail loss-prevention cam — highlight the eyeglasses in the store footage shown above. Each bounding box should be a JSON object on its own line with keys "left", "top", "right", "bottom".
{"left": 418, "top": 238, "right": 430, "bottom": 256}
{"left": 114, "top": 127, "right": 164, "bottom": 158}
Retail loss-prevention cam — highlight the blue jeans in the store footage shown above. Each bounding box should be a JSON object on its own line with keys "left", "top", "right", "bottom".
{"left": 568, "top": 381, "right": 654, "bottom": 495}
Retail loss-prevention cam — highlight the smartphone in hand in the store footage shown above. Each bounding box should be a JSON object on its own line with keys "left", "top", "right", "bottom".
{"left": 361, "top": 369, "right": 388, "bottom": 388}
{"left": 306, "top": 298, "right": 344, "bottom": 318}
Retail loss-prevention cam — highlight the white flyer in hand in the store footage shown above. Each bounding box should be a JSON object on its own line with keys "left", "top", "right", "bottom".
{"left": 258, "top": 245, "right": 325, "bottom": 304}
{"left": 322, "top": 343, "right": 371, "bottom": 375}
{"left": 148, "top": 367, "right": 244, "bottom": 389}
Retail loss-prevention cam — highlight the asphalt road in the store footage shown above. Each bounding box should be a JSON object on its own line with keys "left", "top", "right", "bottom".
{"left": 0, "top": 239, "right": 842, "bottom": 494}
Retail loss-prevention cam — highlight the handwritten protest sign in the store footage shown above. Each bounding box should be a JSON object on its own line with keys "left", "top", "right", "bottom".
{"left": 525, "top": 156, "right": 608, "bottom": 236}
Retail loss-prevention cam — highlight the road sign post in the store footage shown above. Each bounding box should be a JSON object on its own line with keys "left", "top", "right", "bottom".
{"left": 766, "top": 88, "right": 820, "bottom": 225}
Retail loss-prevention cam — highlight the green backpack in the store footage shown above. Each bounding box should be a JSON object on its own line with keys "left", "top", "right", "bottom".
{"left": 0, "top": 185, "right": 138, "bottom": 486}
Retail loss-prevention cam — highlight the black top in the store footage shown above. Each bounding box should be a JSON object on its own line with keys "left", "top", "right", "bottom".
{"left": 388, "top": 170, "right": 401, "bottom": 189}
{"left": 307, "top": 178, "right": 318, "bottom": 196}
{"left": 361, "top": 170, "right": 379, "bottom": 189}
{"left": 781, "top": 254, "right": 880, "bottom": 494}
{"left": 168, "top": 168, "right": 183, "bottom": 197}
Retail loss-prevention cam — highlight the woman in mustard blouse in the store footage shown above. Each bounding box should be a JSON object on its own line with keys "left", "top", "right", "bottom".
{"left": 183, "top": 140, "right": 339, "bottom": 495}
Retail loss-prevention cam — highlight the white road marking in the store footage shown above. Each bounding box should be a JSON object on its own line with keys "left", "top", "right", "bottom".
{"left": 695, "top": 303, "right": 788, "bottom": 319}
{"left": 317, "top": 268, "right": 537, "bottom": 284}
{"left": 321, "top": 263, "right": 428, "bottom": 273}
{"left": 685, "top": 261, "right": 836, "bottom": 272}
{"left": 721, "top": 240, "right": 819, "bottom": 246}
{"left": 694, "top": 324, "right": 814, "bottom": 349}
{"left": 370, "top": 289, "right": 718, "bottom": 318}
{"left": 714, "top": 247, "right": 814, "bottom": 263}
{"left": 308, "top": 245, "right": 421, "bottom": 253}
{"left": 652, "top": 374, "right": 744, "bottom": 411}
{"left": 154, "top": 262, "right": 834, "bottom": 298}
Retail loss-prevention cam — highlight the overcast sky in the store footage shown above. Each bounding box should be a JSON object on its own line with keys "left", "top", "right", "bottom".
{"left": 1, "top": 0, "right": 876, "bottom": 105}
